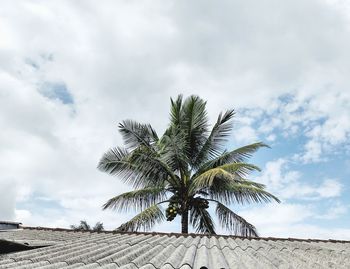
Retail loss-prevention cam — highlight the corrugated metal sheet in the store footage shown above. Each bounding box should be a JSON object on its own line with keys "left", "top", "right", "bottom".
{"left": 0, "top": 227, "right": 349, "bottom": 268}
{"left": 0, "top": 221, "right": 21, "bottom": 231}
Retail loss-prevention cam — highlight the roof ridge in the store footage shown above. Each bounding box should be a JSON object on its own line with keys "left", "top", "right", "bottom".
{"left": 21, "top": 226, "right": 350, "bottom": 243}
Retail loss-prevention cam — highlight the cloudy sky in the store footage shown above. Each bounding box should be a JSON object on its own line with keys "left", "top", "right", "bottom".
{"left": 1, "top": 0, "right": 350, "bottom": 239}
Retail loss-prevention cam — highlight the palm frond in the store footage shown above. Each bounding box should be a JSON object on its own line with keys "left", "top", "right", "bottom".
{"left": 98, "top": 147, "right": 179, "bottom": 188}
{"left": 93, "top": 222, "right": 104, "bottom": 232}
{"left": 208, "top": 181, "right": 281, "bottom": 205}
{"left": 97, "top": 147, "right": 154, "bottom": 188}
{"left": 215, "top": 202, "right": 258, "bottom": 237}
{"left": 190, "top": 204, "right": 215, "bottom": 234}
{"left": 97, "top": 147, "right": 135, "bottom": 182}
{"left": 195, "top": 142, "right": 269, "bottom": 176}
{"left": 70, "top": 220, "right": 91, "bottom": 231}
{"left": 170, "top": 95, "right": 184, "bottom": 128}
{"left": 160, "top": 129, "right": 189, "bottom": 174}
{"left": 102, "top": 187, "right": 167, "bottom": 212}
{"left": 194, "top": 109, "right": 235, "bottom": 167}
{"left": 190, "top": 163, "right": 261, "bottom": 192}
{"left": 116, "top": 205, "right": 165, "bottom": 232}
{"left": 119, "top": 120, "right": 158, "bottom": 151}
{"left": 182, "top": 95, "right": 209, "bottom": 165}
{"left": 219, "top": 163, "right": 261, "bottom": 176}
{"left": 129, "top": 148, "right": 180, "bottom": 188}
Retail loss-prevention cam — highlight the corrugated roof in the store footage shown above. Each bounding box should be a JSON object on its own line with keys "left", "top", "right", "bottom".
{"left": 0, "top": 227, "right": 349, "bottom": 268}
{"left": 0, "top": 221, "right": 22, "bottom": 232}
{"left": 0, "top": 221, "right": 22, "bottom": 225}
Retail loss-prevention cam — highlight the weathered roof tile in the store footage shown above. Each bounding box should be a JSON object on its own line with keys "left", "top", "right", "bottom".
{"left": 1, "top": 227, "right": 350, "bottom": 268}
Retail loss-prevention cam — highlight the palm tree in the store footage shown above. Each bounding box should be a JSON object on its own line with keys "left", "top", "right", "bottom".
{"left": 98, "top": 95, "right": 280, "bottom": 236}
{"left": 70, "top": 220, "right": 104, "bottom": 232}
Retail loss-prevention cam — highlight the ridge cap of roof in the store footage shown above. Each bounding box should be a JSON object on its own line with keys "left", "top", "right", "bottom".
{"left": 21, "top": 226, "right": 350, "bottom": 243}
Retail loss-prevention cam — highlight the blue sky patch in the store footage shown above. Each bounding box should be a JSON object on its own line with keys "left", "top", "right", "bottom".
{"left": 39, "top": 82, "right": 74, "bottom": 105}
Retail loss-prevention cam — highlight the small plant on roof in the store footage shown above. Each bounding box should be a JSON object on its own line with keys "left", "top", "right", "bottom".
{"left": 98, "top": 95, "right": 280, "bottom": 236}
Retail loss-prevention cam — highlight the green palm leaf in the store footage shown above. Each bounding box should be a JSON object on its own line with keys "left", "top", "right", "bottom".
{"left": 190, "top": 204, "right": 215, "bottom": 234}
{"left": 215, "top": 202, "right": 258, "bottom": 237}
{"left": 171, "top": 95, "right": 209, "bottom": 166}
{"left": 208, "top": 181, "right": 281, "bottom": 205}
{"left": 97, "top": 147, "right": 136, "bottom": 183}
{"left": 119, "top": 120, "right": 159, "bottom": 151}
{"left": 129, "top": 148, "right": 180, "bottom": 187}
{"left": 190, "top": 163, "right": 261, "bottom": 191}
{"left": 184, "top": 96, "right": 208, "bottom": 163}
{"left": 160, "top": 129, "right": 189, "bottom": 173}
{"left": 116, "top": 204, "right": 165, "bottom": 232}
{"left": 102, "top": 187, "right": 167, "bottom": 212}
{"left": 98, "top": 146, "right": 179, "bottom": 188}
{"left": 194, "top": 109, "right": 235, "bottom": 167}
{"left": 196, "top": 142, "right": 269, "bottom": 176}
{"left": 170, "top": 95, "right": 184, "bottom": 128}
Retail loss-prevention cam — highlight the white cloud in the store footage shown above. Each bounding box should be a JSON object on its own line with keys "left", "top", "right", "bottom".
{"left": 240, "top": 203, "right": 350, "bottom": 239}
{"left": 15, "top": 209, "right": 31, "bottom": 223}
{"left": 232, "top": 125, "right": 259, "bottom": 144}
{"left": 316, "top": 179, "right": 343, "bottom": 198}
{"left": 242, "top": 203, "right": 313, "bottom": 227}
{"left": 278, "top": 178, "right": 342, "bottom": 200}
{"left": 0, "top": 178, "right": 16, "bottom": 220}
{"left": 266, "top": 133, "right": 276, "bottom": 142}
{"left": 257, "top": 158, "right": 299, "bottom": 190}
{"left": 257, "top": 159, "right": 342, "bottom": 200}
{"left": 300, "top": 140, "right": 323, "bottom": 163}
{"left": 316, "top": 202, "right": 348, "bottom": 220}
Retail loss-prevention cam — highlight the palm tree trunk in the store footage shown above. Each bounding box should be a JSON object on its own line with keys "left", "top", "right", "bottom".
{"left": 181, "top": 210, "right": 188, "bottom": 233}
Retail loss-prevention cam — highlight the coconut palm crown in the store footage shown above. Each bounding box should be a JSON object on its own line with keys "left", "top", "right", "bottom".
{"left": 98, "top": 95, "right": 280, "bottom": 236}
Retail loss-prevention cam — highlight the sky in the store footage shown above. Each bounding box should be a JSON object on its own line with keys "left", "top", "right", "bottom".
{"left": 0, "top": 0, "right": 350, "bottom": 240}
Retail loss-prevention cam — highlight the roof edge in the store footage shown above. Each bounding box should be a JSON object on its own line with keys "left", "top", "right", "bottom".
{"left": 21, "top": 226, "right": 350, "bottom": 244}
{"left": 0, "top": 221, "right": 22, "bottom": 225}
